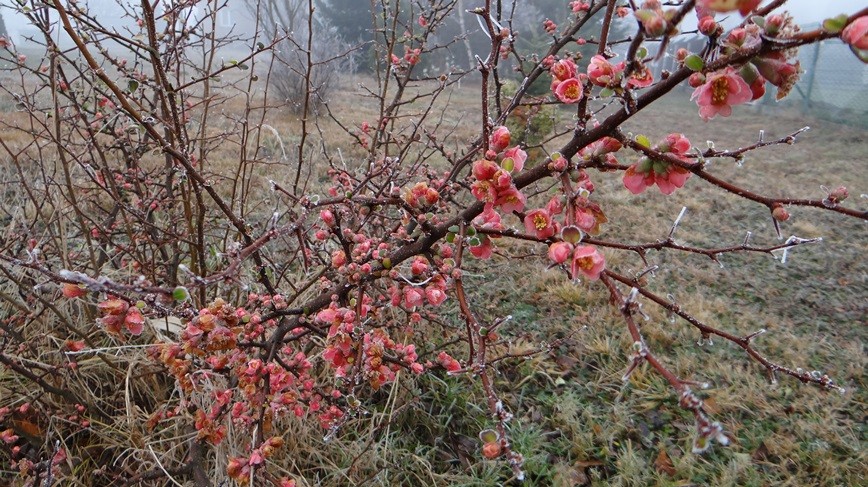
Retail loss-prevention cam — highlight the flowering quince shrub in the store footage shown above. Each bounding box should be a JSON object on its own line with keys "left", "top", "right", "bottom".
{"left": 0, "top": 0, "right": 866, "bottom": 485}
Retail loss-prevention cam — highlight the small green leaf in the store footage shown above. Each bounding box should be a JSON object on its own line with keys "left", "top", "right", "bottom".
{"left": 445, "top": 233, "right": 455, "bottom": 243}
{"left": 599, "top": 87, "right": 614, "bottom": 98}
{"left": 636, "top": 46, "right": 648, "bottom": 60}
{"left": 822, "top": 14, "right": 849, "bottom": 34}
{"left": 751, "top": 16, "right": 766, "bottom": 29}
{"left": 172, "top": 286, "right": 189, "bottom": 301}
{"left": 684, "top": 54, "right": 704, "bottom": 72}
{"left": 467, "top": 236, "right": 481, "bottom": 247}
{"left": 236, "top": 63, "right": 249, "bottom": 71}
{"left": 127, "top": 79, "right": 139, "bottom": 93}
{"left": 479, "top": 429, "right": 499, "bottom": 443}
{"left": 501, "top": 157, "right": 514, "bottom": 172}
{"left": 257, "top": 42, "right": 266, "bottom": 51}
{"left": 448, "top": 225, "right": 460, "bottom": 234}
{"left": 465, "top": 226, "right": 477, "bottom": 237}
{"left": 382, "top": 257, "right": 392, "bottom": 269}
{"left": 635, "top": 134, "right": 651, "bottom": 148}
{"left": 550, "top": 151, "right": 562, "bottom": 161}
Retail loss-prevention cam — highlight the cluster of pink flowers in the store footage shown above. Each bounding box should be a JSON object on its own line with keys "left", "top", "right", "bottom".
{"left": 548, "top": 242, "right": 606, "bottom": 281}
{"left": 548, "top": 57, "right": 584, "bottom": 103}
{"left": 587, "top": 55, "right": 654, "bottom": 90}
{"left": 471, "top": 127, "right": 528, "bottom": 212}
{"left": 96, "top": 297, "right": 144, "bottom": 335}
{"left": 623, "top": 133, "right": 693, "bottom": 195}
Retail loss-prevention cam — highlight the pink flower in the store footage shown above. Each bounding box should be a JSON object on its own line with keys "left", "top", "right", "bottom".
{"left": 587, "top": 55, "right": 623, "bottom": 87}
{"left": 62, "top": 283, "right": 86, "bottom": 298}
{"left": 570, "top": 1, "right": 590, "bottom": 13}
{"left": 698, "top": 0, "right": 761, "bottom": 16}
{"left": 691, "top": 67, "right": 752, "bottom": 120}
{"left": 543, "top": 19, "right": 557, "bottom": 34}
{"left": 752, "top": 52, "right": 800, "bottom": 99}
{"left": 547, "top": 242, "right": 573, "bottom": 264}
{"left": 425, "top": 285, "right": 448, "bottom": 306}
{"left": 571, "top": 245, "right": 605, "bottom": 280}
{"left": 627, "top": 63, "right": 654, "bottom": 89}
{"left": 623, "top": 133, "right": 693, "bottom": 195}
{"left": 124, "top": 309, "right": 145, "bottom": 336}
{"left": 502, "top": 146, "right": 527, "bottom": 172}
{"left": 842, "top": 16, "right": 868, "bottom": 51}
{"left": 550, "top": 58, "right": 577, "bottom": 82}
{"left": 469, "top": 237, "right": 493, "bottom": 259}
{"left": 554, "top": 78, "right": 583, "bottom": 104}
{"left": 523, "top": 209, "right": 556, "bottom": 240}
{"left": 418, "top": 15, "right": 428, "bottom": 27}
{"left": 404, "top": 47, "right": 421, "bottom": 66}
{"left": 489, "top": 126, "right": 511, "bottom": 152}
{"left": 623, "top": 160, "right": 692, "bottom": 195}
{"left": 494, "top": 186, "right": 526, "bottom": 213}
{"left": 403, "top": 286, "right": 425, "bottom": 308}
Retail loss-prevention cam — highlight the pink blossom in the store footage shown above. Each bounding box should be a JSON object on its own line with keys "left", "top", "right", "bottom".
{"left": 587, "top": 55, "right": 623, "bottom": 87}
{"left": 502, "top": 146, "right": 527, "bottom": 172}
{"left": 691, "top": 67, "right": 752, "bottom": 120}
{"left": 699, "top": 0, "right": 761, "bottom": 16}
{"left": 554, "top": 78, "right": 583, "bottom": 104}
{"left": 623, "top": 160, "right": 692, "bottom": 195}
{"left": 627, "top": 63, "right": 654, "bottom": 88}
{"left": 623, "top": 133, "right": 693, "bottom": 195}
{"left": 403, "top": 286, "right": 425, "bottom": 308}
{"left": 550, "top": 58, "right": 577, "bottom": 82}
{"left": 571, "top": 245, "right": 605, "bottom": 280}
{"left": 543, "top": 19, "right": 557, "bottom": 34}
{"left": 418, "top": 15, "right": 428, "bottom": 27}
{"left": 489, "top": 126, "right": 511, "bottom": 152}
{"left": 425, "top": 285, "right": 448, "bottom": 306}
{"left": 62, "top": 283, "right": 86, "bottom": 298}
{"left": 524, "top": 209, "right": 556, "bottom": 239}
{"left": 547, "top": 242, "right": 573, "bottom": 264}
{"left": 469, "top": 237, "right": 493, "bottom": 259}
{"left": 843, "top": 16, "right": 868, "bottom": 51}
{"left": 494, "top": 186, "right": 526, "bottom": 213}
{"left": 124, "top": 309, "right": 144, "bottom": 336}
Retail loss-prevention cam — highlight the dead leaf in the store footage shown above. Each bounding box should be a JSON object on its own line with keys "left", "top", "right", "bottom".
{"left": 751, "top": 440, "right": 771, "bottom": 463}
{"left": 654, "top": 448, "right": 676, "bottom": 476}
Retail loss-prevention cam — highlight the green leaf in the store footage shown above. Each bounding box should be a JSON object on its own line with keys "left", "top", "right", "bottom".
{"left": 636, "top": 46, "right": 648, "bottom": 60}
{"left": 172, "top": 286, "right": 189, "bottom": 301}
{"left": 236, "top": 63, "right": 249, "bottom": 71}
{"left": 822, "top": 14, "right": 848, "bottom": 34}
{"left": 684, "top": 54, "right": 704, "bottom": 72}
{"left": 635, "top": 134, "right": 651, "bottom": 148}
{"left": 448, "top": 225, "right": 460, "bottom": 234}
{"left": 501, "top": 157, "right": 514, "bottom": 172}
{"left": 445, "top": 233, "right": 455, "bottom": 243}
{"left": 751, "top": 16, "right": 766, "bottom": 29}
{"left": 127, "top": 79, "right": 139, "bottom": 93}
{"left": 467, "top": 236, "right": 481, "bottom": 247}
{"left": 599, "top": 87, "right": 614, "bottom": 98}
{"left": 465, "top": 226, "right": 477, "bottom": 237}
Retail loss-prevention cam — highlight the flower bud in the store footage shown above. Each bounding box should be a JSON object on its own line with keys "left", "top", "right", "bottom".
{"left": 771, "top": 205, "right": 789, "bottom": 222}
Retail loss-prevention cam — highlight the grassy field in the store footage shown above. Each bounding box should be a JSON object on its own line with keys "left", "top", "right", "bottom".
{"left": 0, "top": 67, "right": 865, "bottom": 486}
